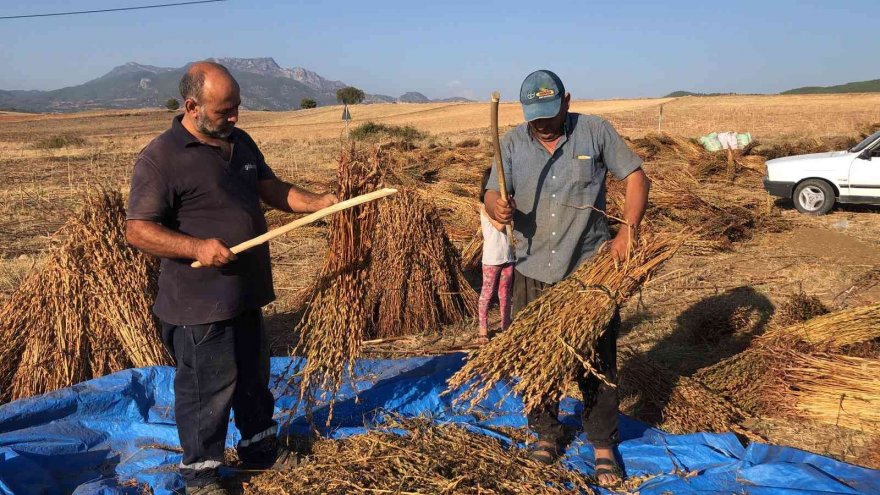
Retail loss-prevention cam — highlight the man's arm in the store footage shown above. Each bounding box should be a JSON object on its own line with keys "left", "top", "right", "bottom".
{"left": 609, "top": 168, "right": 650, "bottom": 261}
{"left": 126, "top": 220, "right": 236, "bottom": 268}
{"left": 259, "top": 178, "right": 338, "bottom": 213}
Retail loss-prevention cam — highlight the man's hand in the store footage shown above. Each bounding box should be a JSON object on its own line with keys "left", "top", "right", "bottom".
{"left": 194, "top": 238, "right": 236, "bottom": 268}
{"left": 492, "top": 196, "right": 516, "bottom": 224}
{"left": 315, "top": 192, "right": 339, "bottom": 210}
{"left": 609, "top": 227, "right": 636, "bottom": 262}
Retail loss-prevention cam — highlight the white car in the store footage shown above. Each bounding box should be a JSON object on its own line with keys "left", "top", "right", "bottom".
{"left": 763, "top": 130, "right": 880, "bottom": 215}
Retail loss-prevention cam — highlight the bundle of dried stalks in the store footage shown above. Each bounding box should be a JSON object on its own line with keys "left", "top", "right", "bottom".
{"left": 607, "top": 133, "right": 787, "bottom": 255}
{"left": 606, "top": 165, "right": 777, "bottom": 255}
{"left": 628, "top": 134, "right": 765, "bottom": 185}
{"left": 289, "top": 146, "right": 478, "bottom": 420}
{"left": 245, "top": 417, "right": 594, "bottom": 494}
{"left": 459, "top": 229, "right": 483, "bottom": 272}
{"left": 384, "top": 142, "right": 486, "bottom": 246}
{"left": 765, "top": 350, "right": 880, "bottom": 435}
{"left": 619, "top": 348, "right": 765, "bottom": 442}
{"left": 774, "top": 291, "right": 829, "bottom": 328}
{"left": 0, "top": 190, "right": 169, "bottom": 402}
{"left": 696, "top": 303, "right": 880, "bottom": 414}
{"left": 289, "top": 146, "right": 381, "bottom": 421}
{"left": 6, "top": 247, "right": 91, "bottom": 401}
{"left": 367, "top": 189, "right": 478, "bottom": 338}
{"left": 84, "top": 192, "right": 169, "bottom": 368}
{"left": 766, "top": 302, "right": 880, "bottom": 349}
{"left": 763, "top": 350, "right": 880, "bottom": 433}
{"left": 447, "top": 232, "right": 682, "bottom": 412}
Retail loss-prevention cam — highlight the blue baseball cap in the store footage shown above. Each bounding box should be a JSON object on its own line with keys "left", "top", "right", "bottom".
{"left": 519, "top": 70, "right": 566, "bottom": 122}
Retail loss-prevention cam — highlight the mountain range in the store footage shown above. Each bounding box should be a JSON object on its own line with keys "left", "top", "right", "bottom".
{"left": 665, "top": 78, "right": 880, "bottom": 98}
{"left": 0, "top": 57, "right": 473, "bottom": 113}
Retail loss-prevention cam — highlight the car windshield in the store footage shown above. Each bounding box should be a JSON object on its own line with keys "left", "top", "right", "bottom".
{"left": 850, "top": 130, "right": 880, "bottom": 153}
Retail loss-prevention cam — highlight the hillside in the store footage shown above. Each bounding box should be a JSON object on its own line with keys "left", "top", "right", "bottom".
{"left": 0, "top": 58, "right": 473, "bottom": 113}
{"left": 783, "top": 79, "right": 880, "bottom": 95}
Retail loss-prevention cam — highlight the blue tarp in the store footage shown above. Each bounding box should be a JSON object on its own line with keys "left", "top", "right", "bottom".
{"left": 0, "top": 355, "right": 878, "bottom": 494}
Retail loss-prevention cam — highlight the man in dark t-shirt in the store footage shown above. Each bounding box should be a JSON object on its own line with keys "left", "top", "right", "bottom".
{"left": 126, "top": 61, "right": 336, "bottom": 495}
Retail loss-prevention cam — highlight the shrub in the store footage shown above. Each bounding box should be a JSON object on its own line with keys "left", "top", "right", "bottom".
{"left": 350, "top": 121, "right": 427, "bottom": 142}
{"left": 32, "top": 134, "right": 87, "bottom": 149}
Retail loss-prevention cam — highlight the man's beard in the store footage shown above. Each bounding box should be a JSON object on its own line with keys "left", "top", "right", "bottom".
{"left": 196, "top": 108, "right": 234, "bottom": 139}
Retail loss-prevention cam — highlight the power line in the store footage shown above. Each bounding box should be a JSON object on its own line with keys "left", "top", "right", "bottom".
{"left": 0, "top": 0, "right": 227, "bottom": 20}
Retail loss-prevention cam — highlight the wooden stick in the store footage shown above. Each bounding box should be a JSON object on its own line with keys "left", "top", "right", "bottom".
{"left": 490, "top": 91, "right": 515, "bottom": 244}
{"left": 191, "top": 188, "right": 397, "bottom": 268}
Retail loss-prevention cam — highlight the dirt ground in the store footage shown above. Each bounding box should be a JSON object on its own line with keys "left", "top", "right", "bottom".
{"left": 1, "top": 94, "right": 879, "bottom": 468}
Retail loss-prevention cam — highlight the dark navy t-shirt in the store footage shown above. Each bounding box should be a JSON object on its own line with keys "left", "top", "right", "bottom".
{"left": 126, "top": 116, "right": 277, "bottom": 325}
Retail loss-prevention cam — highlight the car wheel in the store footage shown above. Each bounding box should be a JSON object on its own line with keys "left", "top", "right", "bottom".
{"left": 793, "top": 179, "right": 835, "bottom": 216}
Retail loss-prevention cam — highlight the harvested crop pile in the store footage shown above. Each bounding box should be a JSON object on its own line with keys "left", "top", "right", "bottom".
{"left": 288, "top": 146, "right": 477, "bottom": 421}
{"left": 696, "top": 303, "right": 880, "bottom": 419}
{"left": 447, "top": 232, "right": 682, "bottom": 412}
{"left": 385, "top": 141, "right": 487, "bottom": 245}
{"left": 774, "top": 291, "right": 830, "bottom": 327}
{"left": 763, "top": 350, "right": 880, "bottom": 432}
{"left": 627, "top": 134, "right": 766, "bottom": 184}
{"left": 607, "top": 134, "right": 784, "bottom": 254}
{"left": 367, "top": 189, "right": 477, "bottom": 338}
{"left": 749, "top": 122, "right": 880, "bottom": 160}
{"left": 619, "top": 348, "right": 764, "bottom": 442}
{"left": 459, "top": 229, "right": 483, "bottom": 272}
{"left": 0, "top": 190, "right": 170, "bottom": 402}
{"left": 765, "top": 302, "right": 880, "bottom": 350}
{"left": 289, "top": 146, "right": 382, "bottom": 422}
{"left": 244, "top": 417, "right": 594, "bottom": 494}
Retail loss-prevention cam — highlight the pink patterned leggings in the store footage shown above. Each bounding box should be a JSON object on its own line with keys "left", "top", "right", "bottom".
{"left": 479, "top": 262, "right": 514, "bottom": 331}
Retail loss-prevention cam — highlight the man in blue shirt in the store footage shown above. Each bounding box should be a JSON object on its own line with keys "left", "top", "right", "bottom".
{"left": 485, "top": 70, "right": 650, "bottom": 485}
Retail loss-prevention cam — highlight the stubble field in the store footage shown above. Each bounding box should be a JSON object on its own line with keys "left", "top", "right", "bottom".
{"left": 1, "top": 93, "right": 879, "bottom": 468}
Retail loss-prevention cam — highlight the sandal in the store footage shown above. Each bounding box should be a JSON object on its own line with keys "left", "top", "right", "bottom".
{"left": 594, "top": 457, "right": 624, "bottom": 487}
{"left": 475, "top": 329, "right": 490, "bottom": 345}
{"left": 526, "top": 439, "right": 559, "bottom": 465}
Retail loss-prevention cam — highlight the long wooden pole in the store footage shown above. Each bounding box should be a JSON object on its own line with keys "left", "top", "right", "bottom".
{"left": 191, "top": 188, "right": 397, "bottom": 268}
{"left": 490, "top": 91, "right": 515, "bottom": 243}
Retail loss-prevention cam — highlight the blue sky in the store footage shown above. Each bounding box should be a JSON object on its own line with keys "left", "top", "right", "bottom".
{"left": 1, "top": 0, "right": 877, "bottom": 99}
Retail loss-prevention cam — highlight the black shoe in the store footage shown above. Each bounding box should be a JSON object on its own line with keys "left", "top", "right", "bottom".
{"left": 185, "top": 481, "right": 229, "bottom": 495}
{"left": 238, "top": 435, "right": 299, "bottom": 471}
{"left": 526, "top": 439, "right": 560, "bottom": 465}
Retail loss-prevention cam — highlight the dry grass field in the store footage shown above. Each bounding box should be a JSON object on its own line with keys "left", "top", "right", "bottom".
{"left": 1, "top": 93, "right": 879, "bottom": 469}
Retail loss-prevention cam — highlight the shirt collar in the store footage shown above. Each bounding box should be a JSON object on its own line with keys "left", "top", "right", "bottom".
{"left": 526, "top": 112, "right": 572, "bottom": 151}
{"left": 170, "top": 114, "right": 238, "bottom": 148}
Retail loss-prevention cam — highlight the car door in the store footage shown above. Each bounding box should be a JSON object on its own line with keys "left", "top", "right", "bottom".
{"left": 848, "top": 142, "right": 880, "bottom": 199}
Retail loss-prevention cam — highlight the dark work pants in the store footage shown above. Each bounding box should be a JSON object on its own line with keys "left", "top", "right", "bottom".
{"left": 512, "top": 271, "right": 620, "bottom": 449}
{"left": 161, "top": 309, "right": 277, "bottom": 487}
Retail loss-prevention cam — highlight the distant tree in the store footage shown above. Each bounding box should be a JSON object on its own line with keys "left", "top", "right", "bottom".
{"left": 165, "top": 98, "right": 180, "bottom": 111}
{"left": 336, "top": 86, "right": 365, "bottom": 105}
{"left": 300, "top": 98, "right": 317, "bottom": 109}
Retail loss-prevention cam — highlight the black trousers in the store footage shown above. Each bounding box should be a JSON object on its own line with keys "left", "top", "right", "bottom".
{"left": 161, "top": 309, "right": 277, "bottom": 486}
{"left": 512, "top": 271, "right": 620, "bottom": 449}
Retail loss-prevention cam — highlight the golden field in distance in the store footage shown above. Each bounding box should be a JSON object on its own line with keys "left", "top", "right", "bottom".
{"left": 3, "top": 92, "right": 880, "bottom": 148}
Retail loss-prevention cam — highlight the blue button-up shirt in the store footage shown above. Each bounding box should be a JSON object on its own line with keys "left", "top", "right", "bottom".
{"left": 487, "top": 113, "right": 642, "bottom": 283}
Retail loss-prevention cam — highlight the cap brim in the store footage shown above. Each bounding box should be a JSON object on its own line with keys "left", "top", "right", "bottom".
{"left": 522, "top": 98, "right": 562, "bottom": 122}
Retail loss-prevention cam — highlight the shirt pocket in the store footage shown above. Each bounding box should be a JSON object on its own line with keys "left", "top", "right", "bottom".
{"left": 573, "top": 153, "right": 596, "bottom": 184}
{"left": 570, "top": 153, "right": 600, "bottom": 205}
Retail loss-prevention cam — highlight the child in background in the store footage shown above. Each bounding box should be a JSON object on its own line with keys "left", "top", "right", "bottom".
{"left": 477, "top": 167, "right": 514, "bottom": 344}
